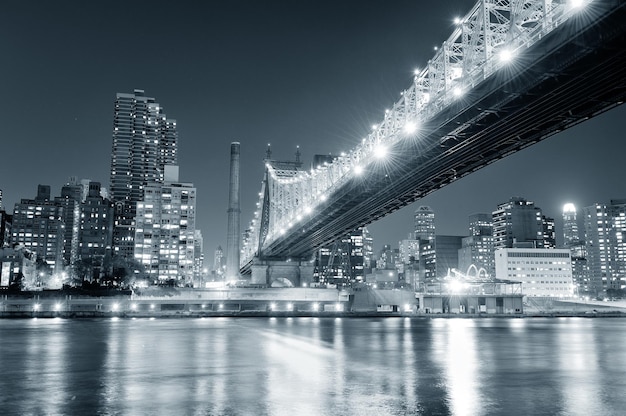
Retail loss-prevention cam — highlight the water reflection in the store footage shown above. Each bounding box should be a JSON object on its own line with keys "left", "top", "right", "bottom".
{"left": 1, "top": 317, "right": 626, "bottom": 415}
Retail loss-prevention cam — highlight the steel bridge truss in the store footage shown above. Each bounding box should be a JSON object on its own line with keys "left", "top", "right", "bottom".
{"left": 242, "top": 0, "right": 625, "bottom": 268}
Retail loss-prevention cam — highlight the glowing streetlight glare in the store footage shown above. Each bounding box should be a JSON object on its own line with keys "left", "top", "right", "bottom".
{"left": 312, "top": 303, "right": 319, "bottom": 311}
{"left": 570, "top": 0, "right": 585, "bottom": 8}
{"left": 499, "top": 48, "right": 515, "bottom": 63}
{"left": 33, "top": 303, "right": 40, "bottom": 311}
{"left": 453, "top": 87, "right": 464, "bottom": 98}
{"left": 404, "top": 121, "right": 417, "bottom": 134}
{"left": 131, "top": 303, "right": 137, "bottom": 310}
{"left": 54, "top": 303, "right": 62, "bottom": 311}
{"left": 454, "top": 17, "right": 462, "bottom": 25}
{"left": 371, "top": 124, "right": 378, "bottom": 130}
{"left": 354, "top": 165, "right": 364, "bottom": 175}
{"left": 112, "top": 303, "right": 119, "bottom": 311}
{"left": 270, "top": 302, "right": 276, "bottom": 310}
{"left": 374, "top": 144, "right": 388, "bottom": 159}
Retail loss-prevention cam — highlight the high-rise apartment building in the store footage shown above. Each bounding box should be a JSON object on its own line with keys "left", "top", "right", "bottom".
{"left": 109, "top": 89, "right": 178, "bottom": 260}
{"left": 55, "top": 180, "right": 83, "bottom": 267}
{"left": 492, "top": 197, "right": 552, "bottom": 249}
{"left": 134, "top": 166, "right": 196, "bottom": 285}
{"left": 11, "top": 185, "right": 64, "bottom": 274}
{"left": 458, "top": 213, "right": 495, "bottom": 278}
{"left": 414, "top": 206, "right": 435, "bottom": 242}
{"left": 583, "top": 200, "right": 626, "bottom": 295}
{"left": 78, "top": 182, "right": 114, "bottom": 283}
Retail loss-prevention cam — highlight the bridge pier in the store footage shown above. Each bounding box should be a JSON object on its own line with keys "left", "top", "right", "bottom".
{"left": 251, "top": 258, "right": 314, "bottom": 287}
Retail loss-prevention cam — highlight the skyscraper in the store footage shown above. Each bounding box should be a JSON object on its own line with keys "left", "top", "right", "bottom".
{"left": 562, "top": 203, "right": 589, "bottom": 295}
{"left": 78, "top": 182, "right": 114, "bottom": 283}
{"left": 458, "top": 213, "right": 495, "bottom": 278}
{"left": 414, "top": 206, "right": 435, "bottom": 242}
{"left": 583, "top": 200, "right": 626, "bottom": 295}
{"left": 492, "top": 197, "right": 551, "bottom": 249}
{"left": 109, "top": 89, "right": 178, "bottom": 260}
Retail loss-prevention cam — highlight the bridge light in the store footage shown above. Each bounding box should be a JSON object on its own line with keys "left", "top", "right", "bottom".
{"left": 354, "top": 165, "right": 364, "bottom": 175}
{"left": 371, "top": 124, "right": 378, "bottom": 131}
{"left": 453, "top": 17, "right": 462, "bottom": 25}
{"left": 312, "top": 303, "right": 319, "bottom": 311}
{"left": 374, "top": 144, "right": 388, "bottom": 159}
{"left": 569, "top": 0, "right": 585, "bottom": 8}
{"left": 413, "top": 68, "right": 420, "bottom": 76}
{"left": 499, "top": 48, "right": 515, "bottom": 63}
{"left": 320, "top": 194, "right": 327, "bottom": 202}
{"left": 404, "top": 121, "right": 417, "bottom": 134}
{"left": 305, "top": 206, "right": 312, "bottom": 214}
{"left": 452, "top": 87, "right": 464, "bottom": 98}
{"left": 54, "top": 303, "right": 62, "bottom": 311}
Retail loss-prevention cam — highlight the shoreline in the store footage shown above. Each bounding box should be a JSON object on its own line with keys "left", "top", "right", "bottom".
{"left": 2, "top": 310, "right": 625, "bottom": 319}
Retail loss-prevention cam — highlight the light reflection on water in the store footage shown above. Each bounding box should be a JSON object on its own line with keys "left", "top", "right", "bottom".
{"left": 1, "top": 317, "right": 625, "bottom": 415}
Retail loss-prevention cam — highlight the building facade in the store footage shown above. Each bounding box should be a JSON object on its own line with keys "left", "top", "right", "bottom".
{"left": 77, "top": 182, "right": 114, "bottom": 283}
{"left": 10, "top": 185, "right": 64, "bottom": 274}
{"left": 562, "top": 203, "right": 590, "bottom": 295}
{"left": 583, "top": 200, "right": 626, "bottom": 295}
{"left": 495, "top": 248, "right": 574, "bottom": 297}
{"left": 492, "top": 197, "right": 554, "bottom": 249}
{"left": 109, "top": 89, "right": 178, "bottom": 260}
{"left": 458, "top": 213, "right": 495, "bottom": 278}
{"left": 134, "top": 166, "right": 196, "bottom": 285}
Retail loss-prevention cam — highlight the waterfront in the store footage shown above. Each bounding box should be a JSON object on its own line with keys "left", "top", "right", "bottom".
{"left": 1, "top": 317, "right": 625, "bottom": 415}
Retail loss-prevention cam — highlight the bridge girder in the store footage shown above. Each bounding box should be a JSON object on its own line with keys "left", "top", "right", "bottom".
{"left": 241, "top": 0, "right": 626, "bottom": 274}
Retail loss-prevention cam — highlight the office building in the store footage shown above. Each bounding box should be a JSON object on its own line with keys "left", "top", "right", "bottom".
{"left": 492, "top": 197, "right": 553, "bottom": 249}
{"left": 495, "top": 248, "right": 574, "bottom": 297}
{"left": 109, "top": 89, "right": 178, "bottom": 260}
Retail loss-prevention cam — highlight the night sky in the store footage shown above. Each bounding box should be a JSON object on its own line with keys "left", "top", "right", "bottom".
{"left": 1, "top": 0, "right": 624, "bottom": 260}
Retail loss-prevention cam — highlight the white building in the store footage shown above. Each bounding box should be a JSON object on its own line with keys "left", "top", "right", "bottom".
{"left": 134, "top": 166, "right": 196, "bottom": 285}
{"left": 495, "top": 248, "right": 574, "bottom": 297}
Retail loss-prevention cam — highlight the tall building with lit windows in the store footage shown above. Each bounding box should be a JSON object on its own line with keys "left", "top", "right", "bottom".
{"left": 495, "top": 248, "right": 574, "bottom": 297}
{"left": 414, "top": 206, "right": 435, "bottom": 242}
{"left": 109, "top": 89, "right": 178, "bottom": 260}
{"left": 562, "top": 203, "right": 589, "bottom": 295}
{"left": 458, "top": 213, "right": 495, "bottom": 278}
{"left": 492, "top": 197, "right": 554, "bottom": 249}
{"left": 11, "top": 185, "right": 64, "bottom": 273}
{"left": 134, "top": 166, "right": 196, "bottom": 285}
{"left": 78, "top": 182, "right": 114, "bottom": 282}
{"left": 314, "top": 227, "right": 370, "bottom": 286}
{"left": 583, "top": 200, "right": 626, "bottom": 295}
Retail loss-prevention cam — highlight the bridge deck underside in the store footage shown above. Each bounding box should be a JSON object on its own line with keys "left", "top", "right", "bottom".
{"left": 245, "top": 1, "right": 626, "bottom": 272}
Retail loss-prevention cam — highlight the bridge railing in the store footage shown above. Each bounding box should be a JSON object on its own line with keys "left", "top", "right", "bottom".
{"left": 242, "top": 0, "right": 592, "bottom": 266}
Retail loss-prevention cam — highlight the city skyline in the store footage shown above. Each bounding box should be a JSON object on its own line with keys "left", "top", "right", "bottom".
{"left": 1, "top": 1, "right": 625, "bottom": 258}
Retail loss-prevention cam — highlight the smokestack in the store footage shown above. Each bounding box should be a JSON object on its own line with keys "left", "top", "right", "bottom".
{"left": 226, "top": 142, "right": 241, "bottom": 280}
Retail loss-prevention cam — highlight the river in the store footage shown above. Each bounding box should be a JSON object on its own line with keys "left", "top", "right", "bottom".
{"left": 1, "top": 317, "right": 624, "bottom": 415}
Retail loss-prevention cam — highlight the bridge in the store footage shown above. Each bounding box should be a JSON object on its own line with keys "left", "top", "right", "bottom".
{"left": 240, "top": 0, "right": 626, "bottom": 279}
